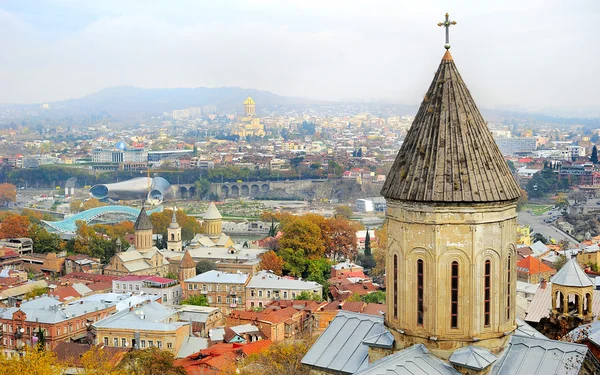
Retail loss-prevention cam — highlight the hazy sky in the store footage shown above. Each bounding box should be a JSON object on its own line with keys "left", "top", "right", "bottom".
{"left": 1, "top": 0, "right": 598, "bottom": 113}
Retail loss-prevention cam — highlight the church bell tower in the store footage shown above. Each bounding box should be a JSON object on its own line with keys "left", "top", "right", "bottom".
{"left": 381, "top": 17, "right": 522, "bottom": 357}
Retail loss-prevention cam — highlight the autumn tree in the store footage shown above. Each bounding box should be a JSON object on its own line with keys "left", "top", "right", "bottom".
{"left": 24, "top": 285, "right": 49, "bottom": 299}
{"left": 118, "top": 347, "right": 187, "bottom": 375}
{"left": 0, "top": 346, "right": 65, "bottom": 375}
{"left": 70, "top": 199, "right": 83, "bottom": 213}
{"left": 232, "top": 338, "right": 315, "bottom": 375}
{"left": 0, "top": 183, "right": 16, "bottom": 207}
{"left": 279, "top": 218, "right": 325, "bottom": 259}
{"left": 74, "top": 345, "right": 128, "bottom": 375}
{"left": 150, "top": 209, "right": 202, "bottom": 242}
{"left": 21, "top": 208, "right": 44, "bottom": 224}
{"left": 334, "top": 205, "right": 353, "bottom": 220}
{"left": 0, "top": 213, "right": 31, "bottom": 238}
{"left": 259, "top": 250, "right": 285, "bottom": 275}
{"left": 82, "top": 198, "right": 107, "bottom": 211}
{"left": 322, "top": 217, "right": 358, "bottom": 261}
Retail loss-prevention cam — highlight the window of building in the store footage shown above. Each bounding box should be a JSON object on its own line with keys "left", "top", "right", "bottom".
{"left": 251, "top": 290, "right": 255, "bottom": 297}
{"left": 163, "top": 294, "right": 167, "bottom": 303}
{"left": 187, "top": 284, "right": 192, "bottom": 290}
{"left": 114, "top": 338, "right": 118, "bottom": 347}
{"left": 122, "top": 338, "right": 126, "bottom": 347}
{"left": 141, "top": 340, "right": 146, "bottom": 348}
{"left": 507, "top": 256, "right": 512, "bottom": 321}
{"left": 104, "top": 337, "right": 109, "bottom": 346}
{"left": 217, "top": 296, "right": 221, "bottom": 304}
{"left": 167, "top": 342, "right": 172, "bottom": 349}
{"left": 157, "top": 341, "right": 162, "bottom": 349}
{"left": 226, "top": 296, "right": 230, "bottom": 304}
{"left": 116, "top": 283, "right": 120, "bottom": 289}
{"left": 26, "top": 327, "right": 30, "bottom": 335}
{"left": 238, "top": 297, "right": 242, "bottom": 305}
{"left": 149, "top": 340, "right": 154, "bottom": 347}
{"left": 417, "top": 259, "right": 424, "bottom": 326}
{"left": 208, "top": 284, "right": 212, "bottom": 291}
{"left": 202, "top": 284, "right": 206, "bottom": 291}
{"left": 291, "top": 292, "right": 296, "bottom": 299}
{"left": 393, "top": 255, "right": 398, "bottom": 319}
{"left": 258, "top": 290, "right": 263, "bottom": 297}
{"left": 485, "top": 260, "right": 491, "bottom": 327}
{"left": 216, "top": 285, "right": 220, "bottom": 292}
{"left": 128, "top": 284, "right": 132, "bottom": 290}
{"left": 283, "top": 291, "right": 288, "bottom": 299}
{"left": 208, "top": 296, "right": 212, "bottom": 303}
{"left": 451, "top": 261, "right": 459, "bottom": 329}
{"left": 267, "top": 291, "right": 271, "bottom": 298}
{"left": 135, "top": 285, "right": 139, "bottom": 291}
{"left": 193, "top": 284, "right": 198, "bottom": 290}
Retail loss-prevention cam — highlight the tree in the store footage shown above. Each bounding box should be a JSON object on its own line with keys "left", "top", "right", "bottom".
{"left": 322, "top": 217, "right": 358, "bottom": 261}
{"left": 195, "top": 259, "right": 217, "bottom": 274}
{"left": 592, "top": 146, "right": 599, "bottom": 164}
{"left": 357, "top": 253, "right": 376, "bottom": 269}
{"left": 70, "top": 199, "right": 83, "bottom": 213}
{"left": 150, "top": 209, "right": 201, "bottom": 242}
{"left": 517, "top": 189, "right": 528, "bottom": 211}
{"left": 118, "top": 347, "right": 186, "bottom": 375}
{"left": 532, "top": 232, "right": 549, "bottom": 244}
{"left": 181, "top": 294, "right": 209, "bottom": 306}
{"left": 553, "top": 254, "right": 568, "bottom": 271}
{"left": 558, "top": 239, "right": 571, "bottom": 251}
{"left": 29, "top": 224, "right": 63, "bottom": 253}
{"left": 334, "top": 206, "right": 353, "bottom": 220}
{"left": 279, "top": 248, "right": 308, "bottom": 277}
{"left": 259, "top": 251, "right": 284, "bottom": 276}
{"left": 232, "top": 338, "right": 315, "bottom": 375}
{"left": 0, "top": 213, "right": 31, "bottom": 238}
{"left": 294, "top": 291, "right": 323, "bottom": 302}
{"left": 361, "top": 291, "right": 386, "bottom": 304}
{"left": 0, "top": 346, "right": 65, "bottom": 375}
{"left": 24, "top": 285, "right": 49, "bottom": 300}
{"left": 21, "top": 208, "right": 44, "bottom": 224}
{"left": 0, "top": 183, "right": 16, "bottom": 207}
{"left": 81, "top": 198, "right": 106, "bottom": 211}
{"left": 364, "top": 230, "right": 371, "bottom": 256}
{"left": 76, "top": 346, "right": 128, "bottom": 375}
{"left": 166, "top": 272, "right": 178, "bottom": 280}
{"left": 279, "top": 219, "right": 325, "bottom": 259}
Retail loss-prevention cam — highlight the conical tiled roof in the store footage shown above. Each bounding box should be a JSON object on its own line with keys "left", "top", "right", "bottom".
{"left": 204, "top": 202, "right": 222, "bottom": 220}
{"left": 551, "top": 258, "right": 593, "bottom": 287}
{"left": 381, "top": 50, "right": 521, "bottom": 203}
{"left": 134, "top": 207, "right": 153, "bottom": 231}
{"left": 180, "top": 251, "right": 195, "bottom": 268}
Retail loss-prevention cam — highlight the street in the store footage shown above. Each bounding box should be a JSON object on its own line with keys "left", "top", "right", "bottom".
{"left": 518, "top": 211, "right": 579, "bottom": 246}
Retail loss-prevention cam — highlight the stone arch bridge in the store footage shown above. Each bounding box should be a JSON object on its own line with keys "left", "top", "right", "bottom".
{"left": 210, "top": 179, "right": 325, "bottom": 199}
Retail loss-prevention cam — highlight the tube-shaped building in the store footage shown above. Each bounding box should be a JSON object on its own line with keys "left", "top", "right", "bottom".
{"left": 89, "top": 177, "right": 173, "bottom": 203}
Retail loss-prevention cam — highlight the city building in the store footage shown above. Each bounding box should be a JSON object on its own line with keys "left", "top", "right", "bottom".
{"left": 0, "top": 238, "right": 33, "bottom": 255}
{"left": 231, "top": 97, "right": 265, "bottom": 138}
{"left": 92, "top": 300, "right": 189, "bottom": 354}
{"left": 182, "top": 270, "right": 250, "bottom": 315}
{"left": 167, "top": 208, "right": 183, "bottom": 252}
{"left": 112, "top": 275, "right": 183, "bottom": 305}
{"left": 0, "top": 296, "right": 116, "bottom": 353}
{"left": 245, "top": 271, "right": 322, "bottom": 309}
{"left": 92, "top": 148, "right": 148, "bottom": 163}
{"left": 494, "top": 137, "right": 537, "bottom": 156}
{"left": 516, "top": 256, "right": 555, "bottom": 284}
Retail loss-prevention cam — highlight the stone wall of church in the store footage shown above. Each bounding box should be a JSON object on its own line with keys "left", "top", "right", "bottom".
{"left": 384, "top": 199, "right": 518, "bottom": 357}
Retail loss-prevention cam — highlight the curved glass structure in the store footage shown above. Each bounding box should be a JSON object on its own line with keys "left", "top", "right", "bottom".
{"left": 89, "top": 177, "right": 173, "bottom": 203}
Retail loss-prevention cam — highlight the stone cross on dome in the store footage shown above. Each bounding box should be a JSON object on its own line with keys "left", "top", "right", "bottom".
{"left": 437, "top": 12, "right": 457, "bottom": 50}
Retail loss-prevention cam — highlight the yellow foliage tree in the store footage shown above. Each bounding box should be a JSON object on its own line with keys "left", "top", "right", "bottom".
{"left": 0, "top": 347, "right": 65, "bottom": 375}
{"left": 231, "top": 338, "right": 315, "bottom": 375}
{"left": 76, "top": 346, "right": 128, "bottom": 375}
{"left": 0, "top": 183, "right": 17, "bottom": 207}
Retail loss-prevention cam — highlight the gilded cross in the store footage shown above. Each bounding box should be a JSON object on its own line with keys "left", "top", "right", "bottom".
{"left": 437, "top": 13, "right": 457, "bottom": 50}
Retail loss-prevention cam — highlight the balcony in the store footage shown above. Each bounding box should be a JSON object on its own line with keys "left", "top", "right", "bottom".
{"left": 229, "top": 290, "right": 237, "bottom": 295}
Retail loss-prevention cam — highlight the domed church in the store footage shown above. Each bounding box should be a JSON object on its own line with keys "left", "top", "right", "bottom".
{"left": 301, "top": 14, "right": 600, "bottom": 375}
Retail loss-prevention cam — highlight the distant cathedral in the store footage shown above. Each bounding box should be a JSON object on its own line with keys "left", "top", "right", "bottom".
{"left": 231, "top": 97, "right": 265, "bottom": 138}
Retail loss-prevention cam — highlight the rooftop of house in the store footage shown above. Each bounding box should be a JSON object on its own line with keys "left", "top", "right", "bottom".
{"left": 516, "top": 256, "right": 555, "bottom": 275}
{"left": 185, "top": 270, "right": 249, "bottom": 284}
{"left": 92, "top": 300, "right": 187, "bottom": 332}
{"left": 246, "top": 270, "right": 321, "bottom": 290}
{"left": 551, "top": 258, "right": 594, "bottom": 287}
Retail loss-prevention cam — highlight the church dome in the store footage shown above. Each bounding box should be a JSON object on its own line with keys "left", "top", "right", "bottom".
{"left": 115, "top": 141, "right": 127, "bottom": 150}
{"left": 243, "top": 96, "right": 255, "bottom": 105}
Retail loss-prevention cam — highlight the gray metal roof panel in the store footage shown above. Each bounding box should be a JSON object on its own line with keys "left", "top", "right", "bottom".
{"left": 491, "top": 335, "right": 593, "bottom": 375}
{"left": 567, "top": 320, "right": 600, "bottom": 347}
{"left": 449, "top": 346, "right": 497, "bottom": 370}
{"left": 362, "top": 331, "right": 395, "bottom": 349}
{"left": 550, "top": 258, "right": 594, "bottom": 287}
{"left": 353, "top": 344, "right": 461, "bottom": 375}
{"left": 515, "top": 317, "right": 547, "bottom": 339}
{"left": 301, "top": 311, "right": 386, "bottom": 374}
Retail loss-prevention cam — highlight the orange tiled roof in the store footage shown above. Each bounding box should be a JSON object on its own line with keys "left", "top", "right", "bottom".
{"left": 517, "top": 256, "right": 555, "bottom": 275}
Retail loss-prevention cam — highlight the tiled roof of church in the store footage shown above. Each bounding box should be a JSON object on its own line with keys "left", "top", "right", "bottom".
{"left": 180, "top": 251, "right": 195, "bottom": 268}
{"left": 134, "top": 207, "right": 153, "bottom": 231}
{"left": 381, "top": 50, "right": 521, "bottom": 203}
{"left": 204, "top": 202, "right": 222, "bottom": 220}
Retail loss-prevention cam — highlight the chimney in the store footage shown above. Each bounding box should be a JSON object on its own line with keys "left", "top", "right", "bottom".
{"left": 15, "top": 301, "right": 21, "bottom": 308}
{"left": 540, "top": 279, "right": 547, "bottom": 289}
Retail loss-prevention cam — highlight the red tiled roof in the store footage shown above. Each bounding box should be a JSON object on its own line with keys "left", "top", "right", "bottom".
{"left": 117, "top": 275, "right": 154, "bottom": 281}
{"left": 361, "top": 303, "right": 386, "bottom": 316}
{"left": 517, "top": 256, "right": 555, "bottom": 275}
{"left": 61, "top": 272, "right": 117, "bottom": 283}
{"left": 341, "top": 301, "right": 365, "bottom": 313}
{"left": 49, "top": 286, "right": 81, "bottom": 301}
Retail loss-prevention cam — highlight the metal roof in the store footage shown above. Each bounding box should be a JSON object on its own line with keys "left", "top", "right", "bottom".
{"left": 550, "top": 258, "right": 594, "bottom": 287}
{"left": 1, "top": 295, "right": 114, "bottom": 324}
{"left": 567, "top": 321, "right": 600, "bottom": 347}
{"left": 353, "top": 344, "right": 461, "bottom": 375}
{"left": 449, "top": 346, "right": 497, "bottom": 371}
{"left": 247, "top": 271, "right": 322, "bottom": 290}
{"left": 490, "top": 335, "right": 598, "bottom": 375}
{"left": 185, "top": 270, "right": 249, "bottom": 284}
{"left": 301, "top": 311, "right": 388, "bottom": 374}
{"left": 92, "top": 301, "right": 188, "bottom": 332}
{"left": 134, "top": 206, "right": 153, "bottom": 231}
{"left": 362, "top": 331, "right": 394, "bottom": 349}
{"left": 515, "top": 318, "right": 546, "bottom": 339}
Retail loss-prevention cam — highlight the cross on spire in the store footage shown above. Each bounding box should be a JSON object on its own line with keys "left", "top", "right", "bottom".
{"left": 437, "top": 13, "right": 457, "bottom": 50}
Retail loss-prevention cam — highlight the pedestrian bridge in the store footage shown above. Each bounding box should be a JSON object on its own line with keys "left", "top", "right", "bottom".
{"left": 42, "top": 205, "right": 162, "bottom": 234}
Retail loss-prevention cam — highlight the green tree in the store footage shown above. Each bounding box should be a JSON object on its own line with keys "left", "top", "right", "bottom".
{"left": 364, "top": 230, "right": 371, "bottom": 256}
{"left": 24, "top": 285, "right": 49, "bottom": 299}
{"left": 279, "top": 219, "right": 325, "bottom": 259}
{"left": 334, "top": 206, "right": 353, "bottom": 220}
{"left": 165, "top": 272, "right": 178, "bottom": 280}
{"left": 181, "top": 294, "right": 209, "bottom": 306}
{"left": 195, "top": 259, "right": 217, "bottom": 274}
{"left": 295, "top": 291, "right": 323, "bottom": 302}
{"left": 29, "top": 224, "right": 63, "bottom": 253}
{"left": 361, "top": 291, "right": 386, "bottom": 304}
{"left": 592, "top": 146, "right": 599, "bottom": 164}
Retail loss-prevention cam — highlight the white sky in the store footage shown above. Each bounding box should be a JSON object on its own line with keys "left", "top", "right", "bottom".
{"left": 0, "top": 0, "right": 598, "bottom": 113}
